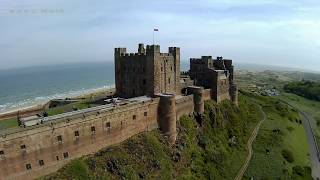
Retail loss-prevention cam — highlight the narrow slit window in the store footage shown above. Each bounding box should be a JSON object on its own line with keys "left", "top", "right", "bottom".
{"left": 57, "top": 135, "right": 62, "bottom": 142}
{"left": 63, "top": 152, "right": 69, "bottom": 159}
{"left": 20, "top": 145, "right": 26, "bottom": 149}
{"left": 39, "top": 160, "right": 44, "bottom": 166}
{"left": 26, "top": 164, "right": 32, "bottom": 170}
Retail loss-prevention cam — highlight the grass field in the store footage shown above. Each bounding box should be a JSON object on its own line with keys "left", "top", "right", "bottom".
{"left": 244, "top": 92, "right": 312, "bottom": 179}
{"left": 47, "top": 102, "right": 98, "bottom": 116}
{"left": 0, "top": 118, "right": 18, "bottom": 130}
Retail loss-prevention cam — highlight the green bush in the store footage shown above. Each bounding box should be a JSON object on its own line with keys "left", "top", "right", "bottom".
{"left": 292, "top": 165, "right": 312, "bottom": 178}
{"left": 286, "top": 126, "right": 294, "bottom": 132}
{"left": 281, "top": 149, "right": 294, "bottom": 163}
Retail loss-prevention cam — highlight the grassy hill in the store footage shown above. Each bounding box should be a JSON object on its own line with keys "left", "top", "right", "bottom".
{"left": 243, "top": 91, "right": 312, "bottom": 179}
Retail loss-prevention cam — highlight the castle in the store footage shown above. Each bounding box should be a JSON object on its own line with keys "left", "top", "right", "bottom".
{"left": 0, "top": 43, "right": 237, "bottom": 180}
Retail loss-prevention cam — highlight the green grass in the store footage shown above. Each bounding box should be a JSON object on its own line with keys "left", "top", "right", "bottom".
{"left": 43, "top": 94, "right": 262, "bottom": 180}
{"left": 278, "top": 93, "right": 320, "bottom": 147}
{"left": 46, "top": 102, "right": 95, "bottom": 116}
{"left": 0, "top": 118, "right": 18, "bottom": 130}
{"left": 244, "top": 92, "right": 311, "bottom": 179}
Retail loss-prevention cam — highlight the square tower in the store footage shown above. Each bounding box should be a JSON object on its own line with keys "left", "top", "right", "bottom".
{"left": 114, "top": 43, "right": 180, "bottom": 98}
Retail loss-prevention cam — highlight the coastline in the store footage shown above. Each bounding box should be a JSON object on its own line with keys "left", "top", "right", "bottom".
{"left": 0, "top": 85, "right": 115, "bottom": 121}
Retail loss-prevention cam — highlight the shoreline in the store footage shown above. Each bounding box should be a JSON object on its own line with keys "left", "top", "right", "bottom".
{"left": 0, "top": 86, "right": 115, "bottom": 120}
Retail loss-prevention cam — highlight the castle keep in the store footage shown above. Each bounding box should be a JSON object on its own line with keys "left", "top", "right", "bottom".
{"left": 115, "top": 44, "right": 180, "bottom": 98}
{"left": 0, "top": 43, "right": 237, "bottom": 180}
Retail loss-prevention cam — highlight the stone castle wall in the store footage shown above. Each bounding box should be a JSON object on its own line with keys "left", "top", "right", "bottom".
{"left": 175, "top": 95, "right": 194, "bottom": 120}
{"left": 0, "top": 99, "right": 160, "bottom": 180}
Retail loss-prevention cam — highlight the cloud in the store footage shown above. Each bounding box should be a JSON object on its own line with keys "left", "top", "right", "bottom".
{"left": 0, "top": 0, "right": 319, "bottom": 71}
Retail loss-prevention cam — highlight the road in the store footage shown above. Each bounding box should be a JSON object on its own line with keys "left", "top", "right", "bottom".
{"left": 300, "top": 112, "right": 320, "bottom": 179}
{"left": 279, "top": 99, "right": 320, "bottom": 179}
{"left": 235, "top": 106, "right": 266, "bottom": 180}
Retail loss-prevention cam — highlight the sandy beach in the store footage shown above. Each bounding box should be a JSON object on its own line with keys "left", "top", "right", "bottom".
{"left": 0, "top": 87, "right": 115, "bottom": 121}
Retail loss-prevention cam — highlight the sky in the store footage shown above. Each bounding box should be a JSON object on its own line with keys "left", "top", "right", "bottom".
{"left": 0, "top": 0, "right": 319, "bottom": 71}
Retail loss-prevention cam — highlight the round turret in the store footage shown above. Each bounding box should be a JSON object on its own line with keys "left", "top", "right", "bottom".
{"left": 157, "top": 93, "right": 176, "bottom": 144}
{"left": 187, "top": 86, "right": 205, "bottom": 114}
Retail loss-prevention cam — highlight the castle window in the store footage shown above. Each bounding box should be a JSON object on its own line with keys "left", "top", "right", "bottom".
{"left": 57, "top": 135, "right": 62, "bottom": 142}
{"left": 161, "top": 67, "right": 163, "bottom": 71}
{"left": 20, "top": 145, "right": 26, "bottom": 149}
{"left": 168, "top": 78, "right": 171, "bottom": 84}
{"left": 39, "top": 160, "right": 44, "bottom": 166}
{"left": 56, "top": 156, "right": 59, "bottom": 161}
{"left": 74, "top": 131, "right": 80, "bottom": 137}
{"left": 106, "top": 122, "right": 111, "bottom": 128}
{"left": 143, "top": 79, "right": 146, "bottom": 85}
{"left": 171, "top": 66, "right": 173, "bottom": 71}
{"left": 63, "top": 152, "right": 69, "bottom": 159}
{"left": 144, "top": 112, "right": 147, "bottom": 116}
{"left": 133, "top": 115, "right": 136, "bottom": 120}
{"left": 91, "top": 126, "right": 96, "bottom": 133}
{"left": 26, "top": 163, "right": 32, "bottom": 170}
{"left": 0, "top": 150, "right": 4, "bottom": 155}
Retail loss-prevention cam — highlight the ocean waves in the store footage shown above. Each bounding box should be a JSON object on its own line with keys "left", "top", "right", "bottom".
{"left": 0, "top": 85, "right": 115, "bottom": 114}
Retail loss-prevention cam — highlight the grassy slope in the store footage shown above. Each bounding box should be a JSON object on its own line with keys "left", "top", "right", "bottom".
{"left": 244, "top": 92, "right": 312, "bottom": 179}
{"left": 42, "top": 93, "right": 262, "bottom": 180}
{"left": 278, "top": 93, "right": 320, "bottom": 146}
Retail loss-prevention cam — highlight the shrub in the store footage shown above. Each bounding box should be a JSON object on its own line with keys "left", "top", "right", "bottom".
{"left": 286, "top": 126, "right": 294, "bottom": 132}
{"left": 281, "top": 149, "right": 294, "bottom": 163}
{"left": 292, "top": 165, "right": 311, "bottom": 177}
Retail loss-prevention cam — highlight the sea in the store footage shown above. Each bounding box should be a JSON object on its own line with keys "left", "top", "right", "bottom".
{"left": 0, "top": 61, "right": 190, "bottom": 114}
{"left": 0, "top": 62, "right": 115, "bottom": 114}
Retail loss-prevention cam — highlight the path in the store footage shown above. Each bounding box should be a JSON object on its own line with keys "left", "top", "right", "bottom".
{"left": 235, "top": 106, "right": 266, "bottom": 180}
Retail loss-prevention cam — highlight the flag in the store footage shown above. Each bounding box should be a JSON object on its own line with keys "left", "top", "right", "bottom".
{"left": 154, "top": 28, "right": 159, "bottom": 31}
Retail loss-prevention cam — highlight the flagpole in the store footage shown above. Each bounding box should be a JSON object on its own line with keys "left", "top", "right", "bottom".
{"left": 153, "top": 30, "right": 154, "bottom": 45}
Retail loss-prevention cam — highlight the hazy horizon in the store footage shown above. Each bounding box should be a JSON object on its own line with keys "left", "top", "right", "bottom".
{"left": 1, "top": 0, "right": 320, "bottom": 71}
{"left": 1, "top": 60, "right": 319, "bottom": 75}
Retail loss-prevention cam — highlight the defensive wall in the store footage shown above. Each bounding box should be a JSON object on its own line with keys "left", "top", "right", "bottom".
{"left": 0, "top": 91, "right": 210, "bottom": 180}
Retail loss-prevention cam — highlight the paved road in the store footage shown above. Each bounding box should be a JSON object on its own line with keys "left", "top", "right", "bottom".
{"left": 235, "top": 106, "right": 266, "bottom": 180}
{"left": 279, "top": 99, "right": 320, "bottom": 179}
{"left": 300, "top": 112, "right": 320, "bottom": 179}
